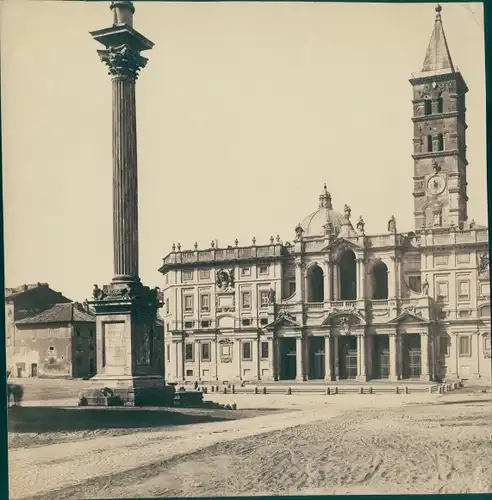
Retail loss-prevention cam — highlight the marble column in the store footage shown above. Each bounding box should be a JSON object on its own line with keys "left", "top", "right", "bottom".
{"left": 324, "top": 260, "right": 332, "bottom": 303}
{"left": 420, "top": 333, "right": 429, "bottom": 380}
{"left": 389, "top": 334, "right": 398, "bottom": 381}
{"left": 332, "top": 265, "right": 339, "bottom": 300}
{"left": 295, "top": 260, "right": 304, "bottom": 302}
{"left": 333, "top": 336, "right": 339, "bottom": 379}
{"left": 358, "top": 335, "right": 367, "bottom": 381}
{"left": 296, "top": 336, "right": 305, "bottom": 381}
{"left": 324, "top": 336, "right": 332, "bottom": 381}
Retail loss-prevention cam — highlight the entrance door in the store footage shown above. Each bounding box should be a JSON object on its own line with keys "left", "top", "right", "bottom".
{"left": 403, "top": 334, "right": 421, "bottom": 379}
{"left": 339, "top": 336, "right": 358, "bottom": 379}
{"left": 30, "top": 363, "right": 38, "bottom": 377}
{"left": 372, "top": 335, "right": 389, "bottom": 379}
{"left": 309, "top": 337, "right": 325, "bottom": 380}
{"left": 279, "top": 338, "right": 297, "bottom": 380}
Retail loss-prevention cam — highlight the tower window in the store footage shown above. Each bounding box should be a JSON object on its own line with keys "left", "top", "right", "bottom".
{"left": 427, "top": 135, "right": 433, "bottom": 152}
{"left": 437, "top": 97, "right": 444, "bottom": 113}
{"left": 437, "top": 133, "right": 444, "bottom": 151}
{"left": 424, "top": 99, "right": 432, "bottom": 115}
{"left": 433, "top": 211, "right": 442, "bottom": 227}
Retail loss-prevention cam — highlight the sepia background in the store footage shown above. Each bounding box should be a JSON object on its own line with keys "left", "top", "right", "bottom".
{"left": 1, "top": 1, "right": 486, "bottom": 302}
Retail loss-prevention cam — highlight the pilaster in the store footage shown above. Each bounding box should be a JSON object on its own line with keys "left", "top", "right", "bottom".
{"left": 420, "top": 332, "right": 430, "bottom": 380}
{"left": 357, "top": 334, "right": 367, "bottom": 381}
{"left": 296, "top": 336, "right": 305, "bottom": 381}
{"left": 389, "top": 333, "right": 398, "bottom": 381}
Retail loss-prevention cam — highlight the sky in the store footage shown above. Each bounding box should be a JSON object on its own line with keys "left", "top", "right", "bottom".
{"left": 1, "top": 1, "right": 486, "bottom": 302}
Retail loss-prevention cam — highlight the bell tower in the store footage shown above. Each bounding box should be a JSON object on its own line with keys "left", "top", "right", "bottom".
{"left": 409, "top": 4, "right": 469, "bottom": 230}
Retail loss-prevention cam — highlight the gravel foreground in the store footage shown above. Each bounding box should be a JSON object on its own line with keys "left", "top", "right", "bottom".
{"left": 8, "top": 392, "right": 492, "bottom": 499}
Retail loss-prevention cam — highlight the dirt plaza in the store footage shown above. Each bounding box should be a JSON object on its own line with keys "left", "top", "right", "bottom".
{"left": 8, "top": 382, "right": 492, "bottom": 500}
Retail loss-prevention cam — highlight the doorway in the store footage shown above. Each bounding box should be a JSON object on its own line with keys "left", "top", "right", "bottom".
{"left": 308, "top": 337, "right": 325, "bottom": 380}
{"left": 338, "top": 336, "right": 358, "bottom": 379}
{"left": 279, "top": 338, "right": 297, "bottom": 380}
{"left": 372, "top": 335, "right": 389, "bottom": 379}
{"left": 30, "top": 363, "right": 38, "bottom": 377}
{"left": 402, "top": 334, "right": 421, "bottom": 379}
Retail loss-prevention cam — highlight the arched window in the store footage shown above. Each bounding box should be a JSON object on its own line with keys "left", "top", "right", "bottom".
{"left": 307, "top": 264, "right": 324, "bottom": 303}
{"left": 427, "top": 135, "right": 433, "bottom": 152}
{"left": 424, "top": 99, "right": 432, "bottom": 115}
{"left": 437, "top": 97, "right": 444, "bottom": 113}
{"left": 372, "top": 262, "right": 389, "bottom": 300}
{"left": 437, "top": 133, "right": 444, "bottom": 151}
{"left": 340, "top": 250, "right": 357, "bottom": 301}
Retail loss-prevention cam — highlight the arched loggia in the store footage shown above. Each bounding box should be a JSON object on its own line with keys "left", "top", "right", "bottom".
{"left": 372, "top": 261, "right": 389, "bottom": 299}
{"left": 340, "top": 250, "right": 357, "bottom": 300}
{"left": 307, "top": 264, "right": 324, "bottom": 302}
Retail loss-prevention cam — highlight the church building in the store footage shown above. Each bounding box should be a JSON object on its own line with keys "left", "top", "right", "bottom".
{"left": 159, "top": 5, "right": 491, "bottom": 384}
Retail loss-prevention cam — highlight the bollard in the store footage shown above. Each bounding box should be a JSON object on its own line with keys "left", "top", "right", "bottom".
{"left": 254, "top": 386, "right": 258, "bottom": 394}
{"left": 405, "top": 386, "right": 409, "bottom": 394}
{"left": 369, "top": 387, "right": 373, "bottom": 394}
{"left": 232, "top": 384, "right": 236, "bottom": 394}
{"left": 334, "top": 387, "right": 338, "bottom": 395}
{"left": 231, "top": 402, "right": 237, "bottom": 410}
{"left": 359, "top": 387, "right": 363, "bottom": 394}
{"left": 395, "top": 386, "right": 399, "bottom": 394}
{"left": 211, "top": 386, "right": 215, "bottom": 393}
{"left": 223, "top": 387, "right": 227, "bottom": 394}
{"left": 262, "top": 387, "right": 267, "bottom": 395}
{"left": 286, "top": 387, "right": 292, "bottom": 395}
{"left": 428, "top": 386, "right": 433, "bottom": 394}
{"left": 216, "top": 385, "right": 219, "bottom": 392}
{"left": 203, "top": 386, "right": 208, "bottom": 394}
{"left": 326, "top": 387, "right": 331, "bottom": 395}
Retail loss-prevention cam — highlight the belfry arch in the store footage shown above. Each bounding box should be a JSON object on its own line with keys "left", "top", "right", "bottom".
{"left": 372, "top": 261, "right": 389, "bottom": 299}
{"left": 339, "top": 250, "right": 357, "bottom": 301}
{"left": 307, "top": 264, "right": 324, "bottom": 302}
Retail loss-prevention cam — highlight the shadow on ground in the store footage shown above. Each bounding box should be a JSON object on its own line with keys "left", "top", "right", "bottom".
{"left": 7, "top": 406, "right": 275, "bottom": 433}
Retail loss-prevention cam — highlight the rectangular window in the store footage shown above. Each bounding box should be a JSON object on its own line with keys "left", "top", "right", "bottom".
{"left": 242, "top": 341, "right": 252, "bottom": 361}
{"left": 457, "top": 253, "right": 470, "bottom": 264}
{"left": 166, "top": 344, "right": 170, "bottom": 362}
{"left": 199, "top": 269, "right": 210, "bottom": 280}
{"left": 288, "top": 281, "right": 296, "bottom": 296}
{"left": 184, "top": 321, "right": 193, "bottom": 329}
{"left": 459, "top": 336, "right": 471, "bottom": 357}
{"left": 184, "top": 295, "right": 193, "bottom": 312}
{"left": 260, "top": 291, "right": 270, "bottom": 308}
{"left": 200, "top": 294, "right": 210, "bottom": 312}
{"left": 201, "top": 343, "right": 211, "bottom": 362}
{"left": 166, "top": 298, "right": 169, "bottom": 314}
{"left": 185, "top": 343, "right": 194, "bottom": 361}
{"left": 242, "top": 318, "right": 251, "bottom": 326}
{"left": 260, "top": 317, "right": 268, "bottom": 326}
{"left": 439, "top": 336, "right": 449, "bottom": 356}
{"left": 186, "top": 369, "right": 193, "bottom": 377}
{"left": 436, "top": 282, "right": 448, "bottom": 302}
{"left": 458, "top": 281, "right": 470, "bottom": 301}
{"left": 201, "top": 320, "right": 210, "bottom": 328}
{"left": 182, "top": 270, "right": 193, "bottom": 281}
{"left": 241, "top": 267, "right": 251, "bottom": 277}
{"left": 261, "top": 341, "right": 269, "bottom": 359}
{"left": 241, "top": 291, "right": 251, "bottom": 309}
{"left": 259, "top": 265, "right": 269, "bottom": 275}
{"left": 435, "top": 255, "right": 448, "bottom": 266}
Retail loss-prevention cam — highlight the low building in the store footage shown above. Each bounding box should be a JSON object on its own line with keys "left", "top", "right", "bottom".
{"left": 158, "top": 6, "right": 491, "bottom": 385}
{"left": 5, "top": 283, "right": 72, "bottom": 364}
{"left": 11, "top": 302, "right": 96, "bottom": 378}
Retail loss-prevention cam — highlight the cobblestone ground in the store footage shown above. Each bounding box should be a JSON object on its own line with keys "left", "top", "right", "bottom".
{"left": 8, "top": 392, "right": 492, "bottom": 499}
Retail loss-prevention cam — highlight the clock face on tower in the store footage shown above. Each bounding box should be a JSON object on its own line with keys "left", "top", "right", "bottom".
{"left": 427, "top": 174, "right": 446, "bottom": 196}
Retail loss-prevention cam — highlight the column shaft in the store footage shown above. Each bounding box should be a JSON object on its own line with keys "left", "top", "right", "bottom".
{"left": 324, "top": 336, "right": 332, "bottom": 381}
{"left": 421, "top": 333, "right": 429, "bottom": 380}
{"left": 389, "top": 334, "right": 398, "bottom": 381}
{"left": 112, "top": 76, "right": 139, "bottom": 281}
{"left": 358, "top": 335, "right": 366, "bottom": 380}
{"left": 296, "top": 337, "right": 305, "bottom": 381}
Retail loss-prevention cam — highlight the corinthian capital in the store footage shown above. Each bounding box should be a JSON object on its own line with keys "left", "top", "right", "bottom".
{"left": 97, "top": 44, "right": 148, "bottom": 79}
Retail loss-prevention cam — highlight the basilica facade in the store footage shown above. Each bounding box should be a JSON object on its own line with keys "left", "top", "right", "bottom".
{"left": 159, "top": 5, "right": 491, "bottom": 384}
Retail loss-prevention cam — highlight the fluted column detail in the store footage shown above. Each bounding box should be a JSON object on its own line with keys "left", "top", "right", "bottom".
{"left": 112, "top": 75, "right": 139, "bottom": 281}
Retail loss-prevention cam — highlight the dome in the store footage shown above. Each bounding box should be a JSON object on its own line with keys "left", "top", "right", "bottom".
{"left": 298, "top": 185, "right": 345, "bottom": 238}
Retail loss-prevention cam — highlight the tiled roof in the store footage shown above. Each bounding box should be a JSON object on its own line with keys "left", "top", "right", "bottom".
{"left": 16, "top": 303, "right": 95, "bottom": 325}
{"left": 5, "top": 283, "right": 71, "bottom": 303}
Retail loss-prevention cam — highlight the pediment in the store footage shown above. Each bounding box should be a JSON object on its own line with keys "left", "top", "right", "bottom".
{"left": 264, "top": 310, "right": 300, "bottom": 330}
{"left": 323, "top": 237, "right": 361, "bottom": 259}
{"left": 388, "top": 310, "right": 429, "bottom": 325}
{"left": 321, "top": 310, "right": 366, "bottom": 327}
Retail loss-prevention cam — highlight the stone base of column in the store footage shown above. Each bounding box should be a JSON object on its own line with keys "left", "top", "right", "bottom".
{"left": 357, "top": 375, "right": 368, "bottom": 382}
{"left": 420, "top": 374, "right": 431, "bottom": 382}
{"left": 324, "top": 375, "right": 333, "bottom": 382}
{"left": 87, "top": 374, "right": 170, "bottom": 406}
{"left": 389, "top": 375, "right": 399, "bottom": 382}
{"left": 296, "top": 375, "right": 306, "bottom": 381}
